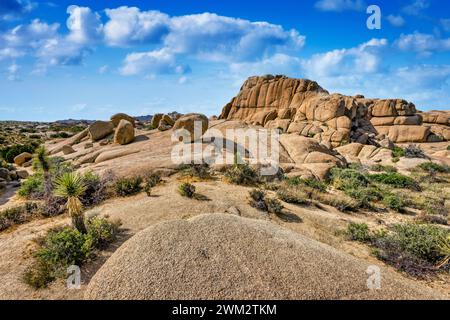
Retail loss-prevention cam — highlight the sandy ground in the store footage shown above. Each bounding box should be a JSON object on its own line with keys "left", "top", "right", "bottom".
{"left": 0, "top": 176, "right": 448, "bottom": 300}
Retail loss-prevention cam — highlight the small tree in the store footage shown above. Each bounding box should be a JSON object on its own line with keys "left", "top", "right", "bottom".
{"left": 54, "top": 172, "right": 87, "bottom": 233}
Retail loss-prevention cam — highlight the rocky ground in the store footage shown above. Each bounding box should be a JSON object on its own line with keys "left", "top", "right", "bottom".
{"left": 0, "top": 75, "right": 449, "bottom": 300}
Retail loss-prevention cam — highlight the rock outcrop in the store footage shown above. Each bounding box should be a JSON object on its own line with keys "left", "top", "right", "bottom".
{"left": 173, "top": 113, "right": 209, "bottom": 143}
{"left": 85, "top": 214, "right": 440, "bottom": 300}
{"left": 421, "top": 110, "right": 450, "bottom": 141}
{"left": 111, "top": 113, "right": 136, "bottom": 128}
{"left": 13, "top": 152, "right": 32, "bottom": 166}
{"left": 114, "top": 120, "right": 135, "bottom": 145}
{"left": 220, "top": 75, "right": 445, "bottom": 147}
{"left": 88, "top": 121, "right": 114, "bottom": 141}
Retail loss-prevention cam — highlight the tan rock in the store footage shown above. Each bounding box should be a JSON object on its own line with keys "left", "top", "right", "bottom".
{"left": 16, "top": 170, "right": 29, "bottom": 179}
{"left": 388, "top": 125, "right": 431, "bottom": 143}
{"left": 394, "top": 115, "right": 422, "bottom": 126}
{"left": 173, "top": 113, "right": 209, "bottom": 143}
{"left": 111, "top": 113, "right": 136, "bottom": 127}
{"left": 114, "top": 120, "right": 135, "bottom": 145}
{"left": 88, "top": 121, "right": 114, "bottom": 141}
{"left": 62, "top": 145, "right": 76, "bottom": 155}
{"left": 151, "top": 114, "right": 164, "bottom": 129}
{"left": 13, "top": 152, "right": 32, "bottom": 166}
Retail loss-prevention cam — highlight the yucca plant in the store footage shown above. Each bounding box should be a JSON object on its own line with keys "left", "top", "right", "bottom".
{"left": 437, "top": 235, "right": 450, "bottom": 269}
{"left": 54, "top": 172, "right": 87, "bottom": 233}
{"left": 33, "top": 146, "right": 52, "bottom": 197}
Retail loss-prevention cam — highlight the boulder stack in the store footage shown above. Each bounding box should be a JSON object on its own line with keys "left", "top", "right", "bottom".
{"left": 111, "top": 113, "right": 136, "bottom": 128}
{"left": 173, "top": 113, "right": 209, "bottom": 143}
{"left": 114, "top": 120, "right": 135, "bottom": 145}
{"left": 88, "top": 121, "right": 114, "bottom": 142}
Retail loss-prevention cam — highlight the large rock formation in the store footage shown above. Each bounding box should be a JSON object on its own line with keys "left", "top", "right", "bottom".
{"left": 220, "top": 75, "right": 448, "bottom": 147}
{"left": 85, "top": 214, "right": 440, "bottom": 300}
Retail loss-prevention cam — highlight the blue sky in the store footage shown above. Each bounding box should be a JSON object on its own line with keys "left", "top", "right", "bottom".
{"left": 0, "top": 0, "right": 450, "bottom": 121}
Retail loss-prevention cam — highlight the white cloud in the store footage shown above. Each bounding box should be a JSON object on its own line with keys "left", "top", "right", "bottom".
{"left": 402, "top": 0, "right": 430, "bottom": 16}
{"left": 387, "top": 15, "right": 405, "bottom": 27}
{"left": 315, "top": 0, "right": 365, "bottom": 12}
{"left": 104, "top": 6, "right": 170, "bottom": 47}
{"left": 6, "top": 62, "right": 20, "bottom": 81}
{"left": 178, "top": 76, "right": 188, "bottom": 84}
{"left": 0, "top": 0, "right": 36, "bottom": 21}
{"left": 71, "top": 103, "right": 87, "bottom": 112}
{"left": 119, "top": 48, "right": 188, "bottom": 76}
{"left": 66, "top": 5, "right": 103, "bottom": 45}
{"left": 395, "top": 32, "right": 450, "bottom": 55}
{"left": 98, "top": 65, "right": 108, "bottom": 74}
{"left": 302, "top": 38, "right": 387, "bottom": 78}
{"left": 441, "top": 19, "right": 450, "bottom": 32}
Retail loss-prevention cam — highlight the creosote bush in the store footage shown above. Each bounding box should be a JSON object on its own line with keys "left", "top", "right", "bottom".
{"left": 345, "top": 222, "right": 450, "bottom": 277}
{"left": 178, "top": 182, "right": 196, "bottom": 198}
{"left": 249, "top": 189, "right": 284, "bottom": 216}
{"left": 224, "top": 162, "right": 259, "bottom": 186}
{"left": 179, "top": 163, "right": 212, "bottom": 180}
{"left": 370, "top": 164, "right": 398, "bottom": 173}
{"left": 114, "top": 176, "right": 143, "bottom": 197}
{"left": 404, "top": 145, "right": 427, "bottom": 159}
{"left": 392, "top": 146, "right": 406, "bottom": 160}
{"left": 0, "top": 202, "right": 41, "bottom": 232}
{"left": 418, "top": 162, "right": 450, "bottom": 174}
{"left": 286, "top": 176, "right": 328, "bottom": 192}
{"left": 369, "top": 172, "right": 419, "bottom": 190}
{"left": 24, "top": 216, "right": 120, "bottom": 289}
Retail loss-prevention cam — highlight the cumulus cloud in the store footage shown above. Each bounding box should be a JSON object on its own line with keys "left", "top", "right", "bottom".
{"left": 315, "top": 0, "right": 365, "bottom": 12}
{"left": 66, "top": 5, "right": 103, "bottom": 45}
{"left": 6, "top": 62, "right": 20, "bottom": 81}
{"left": 395, "top": 32, "right": 450, "bottom": 55}
{"left": 104, "top": 6, "right": 170, "bottom": 46}
{"left": 302, "top": 38, "right": 387, "bottom": 78}
{"left": 402, "top": 0, "right": 430, "bottom": 16}
{"left": 387, "top": 15, "right": 405, "bottom": 27}
{"left": 119, "top": 48, "right": 189, "bottom": 76}
{"left": 0, "top": 0, "right": 36, "bottom": 20}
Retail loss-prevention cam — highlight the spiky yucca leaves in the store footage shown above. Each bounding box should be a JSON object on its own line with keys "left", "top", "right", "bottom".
{"left": 54, "top": 172, "right": 87, "bottom": 233}
{"left": 33, "top": 146, "right": 50, "bottom": 173}
{"left": 437, "top": 235, "right": 450, "bottom": 269}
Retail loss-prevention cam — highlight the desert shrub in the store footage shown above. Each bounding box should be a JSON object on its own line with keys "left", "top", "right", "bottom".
{"left": 370, "top": 164, "right": 398, "bottom": 173}
{"left": 84, "top": 216, "right": 121, "bottom": 250}
{"left": 179, "top": 163, "right": 212, "bottom": 180}
{"left": 447, "top": 145, "right": 450, "bottom": 151}
{"left": 277, "top": 188, "right": 310, "bottom": 206}
{"left": 3, "top": 144, "right": 36, "bottom": 163}
{"left": 346, "top": 223, "right": 372, "bottom": 242}
{"left": 81, "top": 171, "right": 113, "bottom": 207}
{"left": 382, "top": 193, "right": 407, "bottom": 212}
{"left": 331, "top": 168, "right": 370, "bottom": 191}
{"left": 418, "top": 215, "right": 448, "bottom": 226}
{"left": 145, "top": 173, "right": 162, "bottom": 188}
{"left": 0, "top": 202, "right": 41, "bottom": 232}
{"left": 178, "top": 182, "right": 196, "bottom": 198}
{"left": 286, "top": 177, "right": 328, "bottom": 192}
{"left": 344, "top": 187, "right": 383, "bottom": 208}
{"left": 18, "top": 173, "right": 45, "bottom": 199}
{"left": 224, "top": 163, "right": 259, "bottom": 186}
{"left": 318, "top": 194, "right": 360, "bottom": 212}
{"left": 114, "top": 176, "right": 142, "bottom": 197}
{"left": 404, "top": 145, "right": 427, "bottom": 159}
{"left": 392, "top": 146, "right": 406, "bottom": 159}
{"left": 369, "top": 172, "right": 419, "bottom": 190}
{"left": 50, "top": 132, "right": 71, "bottom": 139}
{"left": 418, "top": 162, "right": 450, "bottom": 174}
{"left": 266, "top": 198, "right": 284, "bottom": 215}
{"left": 24, "top": 217, "right": 120, "bottom": 289}
{"left": 249, "top": 189, "right": 268, "bottom": 211}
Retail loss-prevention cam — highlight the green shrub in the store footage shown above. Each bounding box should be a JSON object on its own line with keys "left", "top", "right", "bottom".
{"left": 81, "top": 171, "right": 112, "bottom": 206}
{"left": 224, "top": 163, "right": 259, "bottom": 186}
{"left": 331, "top": 168, "right": 370, "bottom": 191}
{"left": 179, "top": 163, "right": 212, "bottom": 180}
{"left": 145, "top": 173, "right": 162, "bottom": 188}
{"left": 249, "top": 189, "right": 268, "bottom": 211}
{"left": 370, "top": 164, "right": 398, "bottom": 173}
{"left": 3, "top": 144, "right": 35, "bottom": 163}
{"left": 286, "top": 177, "right": 328, "bottom": 192}
{"left": 344, "top": 187, "right": 383, "bottom": 207}
{"left": 114, "top": 176, "right": 142, "bottom": 197}
{"left": 24, "top": 217, "right": 120, "bottom": 289}
{"left": 85, "top": 216, "right": 121, "bottom": 250}
{"left": 266, "top": 198, "right": 284, "bottom": 215}
{"left": 418, "top": 162, "right": 450, "bottom": 173}
{"left": 346, "top": 223, "right": 372, "bottom": 242}
{"left": 447, "top": 145, "right": 450, "bottom": 151}
{"left": 0, "top": 202, "right": 41, "bottom": 232}
{"left": 392, "top": 146, "right": 406, "bottom": 159}
{"left": 178, "top": 183, "right": 196, "bottom": 198}
{"left": 277, "top": 188, "right": 310, "bottom": 206}
{"left": 369, "top": 172, "right": 419, "bottom": 190}
{"left": 18, "top": 173, "right": 45, "bottom": 199}
{"left": 382, "top": 194, "right": 407, "bottom": 212}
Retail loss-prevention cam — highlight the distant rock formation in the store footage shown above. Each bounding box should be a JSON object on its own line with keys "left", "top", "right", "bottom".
{"left": 220, "top": 75, "right": 450, "bottom": 147}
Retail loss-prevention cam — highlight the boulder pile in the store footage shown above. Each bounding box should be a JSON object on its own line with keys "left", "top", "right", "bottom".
{"left": 220, "top": 75, "right": 448, "bottom": 147}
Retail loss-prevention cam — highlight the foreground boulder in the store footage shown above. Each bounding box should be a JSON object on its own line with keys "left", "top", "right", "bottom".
{"left": 62, "top": 145, "right": 76, "bottom": 155}
{"left": 85, "top": 214, "right": 440, "bottom": 300}
{"left": 88, "top": 121, "right": 114, "bottom": 141}
{"left": 151, "top": 114, "right": 164, "bottom": 129}
{"left": 173, "top": 113, "right": 209, "bottom": 143}
{"left": 13, "top": 152, "right": 32, "bottom": 166}
{"left": 114, "top": 120, "right": 135, "bottom": 145}
{"left": 111, "top": 113, "right": 136, "bottom": 127}
{"left": 157, "top": 115, "right": 175, "bottom": 131}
